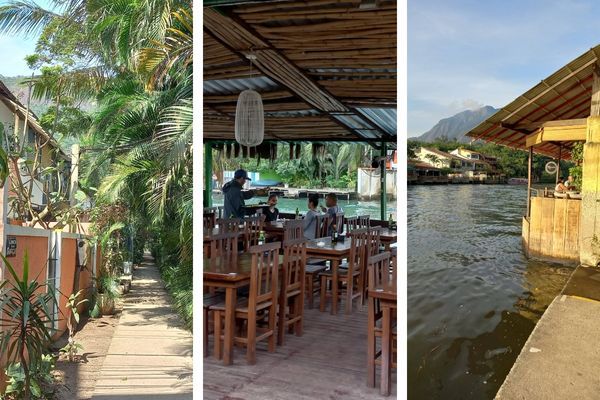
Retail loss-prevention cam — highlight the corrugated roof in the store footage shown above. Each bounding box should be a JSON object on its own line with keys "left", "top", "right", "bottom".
{"left": 466, "top": 45, "right": 600, "bottom": 158}
{"left": 204, "top": 76, "right": 280, "bottom": 95}
{"left": 356, "top": 107, "right": 396, "bottom": 136}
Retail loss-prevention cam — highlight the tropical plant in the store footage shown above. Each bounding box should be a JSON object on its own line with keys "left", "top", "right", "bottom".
{"left": 0, "top": 252, "right": 55, "bottom": 400}
{"left": 59, "top": 289, "right": 88, "bottom": 362}
{"left": 3, "top": 354, "right": 56, "bottom": 399}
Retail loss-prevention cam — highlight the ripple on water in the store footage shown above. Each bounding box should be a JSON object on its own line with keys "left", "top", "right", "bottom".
{"left": 408, "top": 185, "right": 574, "bottom": 400}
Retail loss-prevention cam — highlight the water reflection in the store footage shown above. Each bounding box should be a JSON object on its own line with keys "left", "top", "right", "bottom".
{"left": 408, "top": 185, "right": 573, "bottom": 400}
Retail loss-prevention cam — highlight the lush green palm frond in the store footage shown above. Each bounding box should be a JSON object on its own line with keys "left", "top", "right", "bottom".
{"left": 136, "top": 7, "right": 192, "bottom": 89}
{"left": 25, "top": 65, "right": 111, "bottom": 102}
{"left": 0, "top": 0, "right": 58, "bottom": 37}
{"left": 154, "top": 99, "right": 192, "bottom": 169}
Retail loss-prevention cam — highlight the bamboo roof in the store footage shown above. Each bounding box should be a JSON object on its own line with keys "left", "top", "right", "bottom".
{"left": 203, "top": 0, "right": 397, "bottom": 149}
{"left": 466, "top": 45, "right": 600, "bottom": 159}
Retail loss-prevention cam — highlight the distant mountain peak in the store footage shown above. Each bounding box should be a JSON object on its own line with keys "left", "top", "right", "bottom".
{"left": 417, "top": 106, "right": 498, "bottom": 143}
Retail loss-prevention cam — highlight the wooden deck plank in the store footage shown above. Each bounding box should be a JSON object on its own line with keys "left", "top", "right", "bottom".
{"left": 203, "top": 297, "right": 396, "bottom": 399}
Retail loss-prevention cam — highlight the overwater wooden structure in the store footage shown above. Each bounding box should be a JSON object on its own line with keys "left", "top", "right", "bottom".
{"left": 466, "top": 44, "right": 600, "bottom": 266}
{"left": 203, "top": 0, "right": 397, "bottom": 220}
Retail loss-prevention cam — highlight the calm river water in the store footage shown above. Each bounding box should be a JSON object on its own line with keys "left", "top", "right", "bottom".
{"left": 408, "top": 184, "right": 574, "bottom": 399}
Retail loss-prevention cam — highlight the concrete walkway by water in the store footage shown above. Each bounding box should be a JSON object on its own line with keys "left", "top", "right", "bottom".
{"left": 496, "top": 265, "right": 600, "bottom": 400}
{"left": 92, "top": 255, "right": 193, "bottom": 400}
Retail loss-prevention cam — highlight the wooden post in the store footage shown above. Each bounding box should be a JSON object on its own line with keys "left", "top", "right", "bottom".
{"left": 380, "top": 141, "right": 387, "bottom": 222}
{"left": 579, "top": 61, "right": 600, "bottom": 266}
{"left": 204, "top": 142, "right": 213, "bottom": 208}
{"left": 591, "top": 62, "right": 600, "bottom": 117}
{"left": 555, "top": 144, "right": 562, "bottom": 184}
{"left": 526, "top": 146, "right": 533, "bottom": 218}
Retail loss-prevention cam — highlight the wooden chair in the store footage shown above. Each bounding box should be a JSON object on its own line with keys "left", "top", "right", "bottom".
{"left": 203, "top": 291, "right": 224, "bottom": 357}
{"left": 244, "top": 215, "right": 265, "bottom": 251}
{"left": 367, "top": 226, "right": 383, "bottom": 257}
{"left": 319, "top": 229, "right": 367, "bottom": 314}
{"left": 315, "top": 214, "right": 330, "bottom": 239}
{"left": 345, "top": 216, "right": 358, "bottom": 233}
{"left": 366, "top": 251, "right": 396, "bottom": 395}
{"left": 358, "top": 215, "right": 371, "bottom": 228}
{"left": 216, "top": 206, "right": 225, "bottom": 219}
{"left": 204, "top": 212, "right": 216, "bottom": 230}
{"left": 278, "top": 238, "right": 306, "bottom": 345}
{"left": 362, "top": 226, "right": 383, "bottom": 304}
{"left": 216, "top": 218, "right": 241, "bottom": 232}
{"left": 213, "top": 242, "right": 280, "bottom": 365}
{"left": 209, "top": 232, "right": 239, "bottom": 259}
{"left": 333, "top": 212, "right": 344, "bottom": 234}
{"left": 283, "top": 219, "right": 304, "bottom": 241}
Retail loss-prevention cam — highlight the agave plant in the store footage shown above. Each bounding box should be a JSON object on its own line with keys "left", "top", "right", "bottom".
{"left": 0, "top": 251, "right": 56, "bottom": 399}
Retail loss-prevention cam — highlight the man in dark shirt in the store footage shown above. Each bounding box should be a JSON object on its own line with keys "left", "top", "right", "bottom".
{"left": 222, "top": 169, "right": 254, "bottom": 218}
{"left": 262, "top": 194, "right": 280, "bottom": 222}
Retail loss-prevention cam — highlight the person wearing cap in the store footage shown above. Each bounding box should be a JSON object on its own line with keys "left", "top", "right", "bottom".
{"left": 222, "top": 169, "right": 254, "bottom": 218}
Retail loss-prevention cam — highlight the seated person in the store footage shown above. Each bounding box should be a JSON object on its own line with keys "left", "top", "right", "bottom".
{"left": 555, "top": 179, "right": 567, "bottom": 193}
{"left": 303, "top": 193, "right": 321, "bottom": 240}
{"left": 261, "top": 194, "right": 280, "bottom": 222}
{"left": 564, "top": 175, "right": 577, "bottom": 191}
{"left": 320, "top": 193, "right": 343, "bottom": 235}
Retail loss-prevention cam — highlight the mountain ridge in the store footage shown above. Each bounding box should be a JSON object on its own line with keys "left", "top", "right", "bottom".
{"left": 416, "top": 105, "right": 498, "bottom": 143}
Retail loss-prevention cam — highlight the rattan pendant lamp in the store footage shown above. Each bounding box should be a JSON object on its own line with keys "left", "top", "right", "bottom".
{"left": 235, "top": 53, "right": 264, "bottom": 150}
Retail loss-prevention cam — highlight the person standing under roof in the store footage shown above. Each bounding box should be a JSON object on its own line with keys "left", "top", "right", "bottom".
{"left": 303, "top": 193, "right": 321, "bottom": 240}
{"left": 222, "top": 169, "right": 254, "bottom": 218}
{"left": 320, "top": 193, "right": 343, "bottom": 235}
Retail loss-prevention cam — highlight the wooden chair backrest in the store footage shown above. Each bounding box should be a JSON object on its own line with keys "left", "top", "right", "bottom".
{"left": 347, "top": 228, "right": 368, "bottom": 275}
{"left": 249, "top": 242, "right": 280, "bottom": 307}
{"left": 204, "top": 212, "right": 216, "bottom": 230}
{"left": 358, "top": 215, "right": 371, "bottom": 228}
{"left": 209, "top": 232, "right": 239, "bottom": 259}
{"left": 333, "top": 212, "right": 344, "bottom": 234}
{"left": 391, "top": 247, "right": 397, "bottom": 283}
{"left": 204, "top": 207, "right": 217, "bottom": 214}
{"left": 244, "top": 215, "right": 265, "bottom": 251}
{"left": 282, "top": 238, "right": 306, "bottom": 294}
{"left": 367, "top": 226, "right": 382, "bottom": 257}
{"left": 345, "top": 216, "right": 359, "bottom": 233}
{"left": 366, "top": 251, "right": 393, "bottom": 291}
{"left": 315, "top": 214, "right": 330, "bottom": 239}
{"left": 216, "top": 218, "right": 241, "bottom": 233}
{"left": 283, "top": 219, "right": 304, "bottom": 241}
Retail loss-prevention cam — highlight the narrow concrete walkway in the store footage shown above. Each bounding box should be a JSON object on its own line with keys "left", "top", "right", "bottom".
{"left": 496, "top": 265, "right": 600, "bottom": 399}
{"left": 92, "top": 254, "right": 193, "bottom": 400}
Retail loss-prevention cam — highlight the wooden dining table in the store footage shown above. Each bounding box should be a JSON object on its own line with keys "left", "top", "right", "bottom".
{"left": 305, "top": 236, "right": 353, "bottom": 315}
{"left": 203, "top": 253, "right": 282, "bottom": 365}
{"left": 378, "top": 228, "right": 398, "bottom": 250}
{"left": 368, "top": 284, "right": 397, "bottom": 396}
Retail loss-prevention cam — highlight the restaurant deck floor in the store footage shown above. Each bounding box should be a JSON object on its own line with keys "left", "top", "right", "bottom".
{"left": 203, "top": 299, "right": 397, "bottom": 399}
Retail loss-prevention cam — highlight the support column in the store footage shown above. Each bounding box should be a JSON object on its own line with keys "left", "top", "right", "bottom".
{"left": 527, "top": 146, "right": 533, "bottom": 218}
{"left": 580, "top": 62, "right": 600, "bottom": 266}
{"left": 380, "top": 141, "right": 387, "bottom": 222}
{"left": 204, "top": 142, "right": 213, "bottom": 208}
{"left": 556, "top": 144, "right": 562, "bottom": 184}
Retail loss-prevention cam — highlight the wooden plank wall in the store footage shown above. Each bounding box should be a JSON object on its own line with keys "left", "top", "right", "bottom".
{"left": 525, "top": 197, "right": 581, "bottom": 261}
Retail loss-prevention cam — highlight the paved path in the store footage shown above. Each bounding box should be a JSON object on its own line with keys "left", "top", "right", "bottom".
{"left": 496, "top": 294, "right": 600, "bottom": 400}
{"left": 92, "top": 255, "right": 193, "bottom": 400}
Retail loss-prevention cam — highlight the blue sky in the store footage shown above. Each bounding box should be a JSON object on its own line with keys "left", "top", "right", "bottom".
{"left": 0, "top": 0, "right": 54, "bottom": 76}
{"left": 408, "top": 0, "right": 600, "bottom": 136}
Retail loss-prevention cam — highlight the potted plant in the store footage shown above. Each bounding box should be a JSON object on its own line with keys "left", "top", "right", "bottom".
{"left": 96, "top": 274, "right": 120, "bottom": 315}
